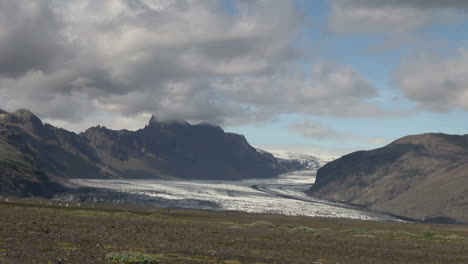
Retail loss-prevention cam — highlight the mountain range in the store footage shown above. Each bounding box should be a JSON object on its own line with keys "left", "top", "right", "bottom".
{"left": 309, "top": 133, "right": 468, "bottom": 224}
{"left": 3, "top": 108, "right": 467, "bottom": 225}
{"left": 0, "top": 109, "right": 307, "bottom": 197}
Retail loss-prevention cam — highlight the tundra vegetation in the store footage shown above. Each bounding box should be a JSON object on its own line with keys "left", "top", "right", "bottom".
{"left": 1, "top": 198, "right": 467, "bottom": 264}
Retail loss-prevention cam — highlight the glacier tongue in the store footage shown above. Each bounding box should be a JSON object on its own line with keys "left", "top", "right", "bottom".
{"left": 62, "top": 170, "right": 399, "bottom": 221}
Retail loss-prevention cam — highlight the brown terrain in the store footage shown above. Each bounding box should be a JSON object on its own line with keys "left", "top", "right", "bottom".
{"left": 1, "top": 198, "right": 467, "bottom": 264}
{"left": 309, "top": 133, "right": 468, "bottom": 224}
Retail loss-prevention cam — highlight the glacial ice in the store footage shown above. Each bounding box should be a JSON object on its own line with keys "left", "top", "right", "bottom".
{"left": 64, "top": 170, "right": 399, "bottom": 221}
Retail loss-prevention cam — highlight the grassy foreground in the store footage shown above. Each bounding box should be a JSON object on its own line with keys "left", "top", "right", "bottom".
{"left": 0, "top": 199, "right": 467, "bottom": 264}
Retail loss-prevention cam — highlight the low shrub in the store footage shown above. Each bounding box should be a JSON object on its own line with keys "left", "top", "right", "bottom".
{"left": 289, "top": 226, "right": 319, "bottom": 233}
{"left": 421, "top": 229, "right": 437, "bottom": 238}
{"left": 352, "top": 234, "right": 375, "bottom": 238}
{"left": 434, "top": 234, "right": 465, "bottom": 240}
{"left": 249, "top": 220, "right": 275, "bottom": 228}
{"left": 106, "top": 251, "right": 160, "bottom": 264}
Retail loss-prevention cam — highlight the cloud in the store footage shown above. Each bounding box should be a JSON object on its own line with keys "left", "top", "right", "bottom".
{"left": 344, "top": 0, "right": 468, "bottom": 8}
{"left": 289, "top": 120, "right": 392, "bottom": 147}
{"left": 396, "top": 49, "right": 468, "bottom": 111}
{"left": 0, "top": 0, "right": 382, "bottom": 131}
{"left": 289, "top": 120, "right": 355, "bottom": 141}
{"left": 367, "top": 137, "right": 392, "bottom": 146}
{"left": 0, "top": 1, "right": 67, "bottom": 77}
{"left": 328, "top": 0, "right": 468, "bottom": 114}
{"left": 214, "top": 61, "right": 381, "bottom": 118}
{"left": 330, "top": 0, "right": 467, "bottom": 34}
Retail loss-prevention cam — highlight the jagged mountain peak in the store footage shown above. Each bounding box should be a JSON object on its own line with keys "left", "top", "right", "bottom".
{"left": 12, "top": 109, "right": 44, "bottom": 133}
{"left": 14, "top": 108, "right": 36, "bottom": 116}
{"left": 0, "top": 109, "right": 13, "bottom": 121}
{"left": 13, "top": 108, "right": 42, "bottom": 122}
{"left": 0, "top": 108, "right": 44, "bottom": 135}
{"left": 148, "top": 114, "right": 158, "bottom": 125}
{"left": 197, "top": 121, "right": 221, "bottom": 128}
{"left": 0, "top": 109, "right": 17, "bottom": 124}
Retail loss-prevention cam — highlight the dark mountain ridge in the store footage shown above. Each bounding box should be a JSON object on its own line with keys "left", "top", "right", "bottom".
{"left": 0, "top": 109, "right": 304, "bottom": 197}
{"left": 309, "top": 133, "right": 468, "bottom": 224}
{"left": 81, "top": 114, "right": 284, "bottom": 180}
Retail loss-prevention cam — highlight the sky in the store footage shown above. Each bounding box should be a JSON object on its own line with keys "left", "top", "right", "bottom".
{"left": 1, "top": 0, "right": 468, "bottom": 157}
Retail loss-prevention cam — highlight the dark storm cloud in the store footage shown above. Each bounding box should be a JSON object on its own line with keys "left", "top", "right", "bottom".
{"left": 0, "top": 1, "right": 66, "bottom": 77}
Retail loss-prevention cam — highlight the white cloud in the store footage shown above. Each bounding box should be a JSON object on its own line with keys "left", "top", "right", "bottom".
{"left": 214, "top": 62, "right": 380, "bottom": 118}
{"left": 396, "top": 49, "right": 468, "bottom": 111}
{"left": 288, "top": 120, "right": 392, "bottom": 147}
{"left": 289, "top": 120, "right": 354, "bottom": 141}
{"left": 367, "top": 137, "right": 392, "bottom": 146}
{"left": 0, "top": 0, "right": 383, "bottom": 132}
{"left": 330, "top": 0, "right": 467, "bottom": 34}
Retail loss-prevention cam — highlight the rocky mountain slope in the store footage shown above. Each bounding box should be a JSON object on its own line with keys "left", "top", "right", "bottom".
{"left": 309, "top": 133, "right": 468, "bottom": 224}
{"left": 0, "top": 109, "right": 295, "bottom": 197}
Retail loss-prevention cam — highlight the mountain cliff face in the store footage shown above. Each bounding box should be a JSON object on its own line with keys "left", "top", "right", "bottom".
{"left": 309, "top": 133, "right": 468, "bottom": 224}
{"left": 0, "top": 109, "right": 106, "bottom": 196}
{"left": 82, "top": 115, "right": 283, "bottom": 180}
{"left": 0, "top": 109, "right": 288, "bottom": 197}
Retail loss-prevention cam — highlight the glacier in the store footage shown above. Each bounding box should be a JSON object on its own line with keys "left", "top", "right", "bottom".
{"left": 59, "top": 170, "right": 401, "bottom": 221}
